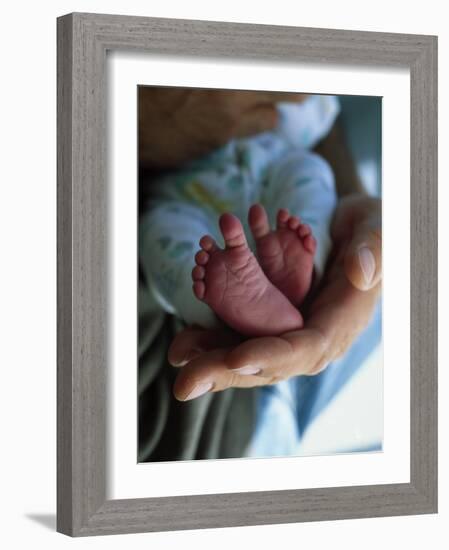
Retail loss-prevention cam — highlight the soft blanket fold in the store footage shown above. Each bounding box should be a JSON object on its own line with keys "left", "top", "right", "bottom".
{"left": 138, "top": 278, "right": 257, "bottom": 462}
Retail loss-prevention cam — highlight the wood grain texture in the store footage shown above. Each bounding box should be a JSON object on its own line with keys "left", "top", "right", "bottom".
{"left": 410, "top": 36, "right": 438, "bottom": 510}
{"left": 57, "top": 14, "right": 74, "bottom": 536}
{"left": 57, "top": 12, "right": 438, "bottom": 536}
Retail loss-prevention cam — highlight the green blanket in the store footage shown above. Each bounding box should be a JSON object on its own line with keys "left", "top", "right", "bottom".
{"left": 138, "top": 277, "right": 258, "bottom": 462}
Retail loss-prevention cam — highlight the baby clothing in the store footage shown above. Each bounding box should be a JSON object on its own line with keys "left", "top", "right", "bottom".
{"left": 139, "top": 95, "right": 340, "bottom": 328}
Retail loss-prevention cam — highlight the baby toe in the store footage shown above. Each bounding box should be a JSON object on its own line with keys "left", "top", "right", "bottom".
{"left": 248, "top": 204, "right": 270, "bottom": 239}
{"left": 192, "top": 265, "right": 205, "bottom": 281}
{"left": 195, "top": 250, "right": 210, "bottom": 265}
{"left": 276, "top": 208, "right": 290, "bottom": 228}
{"left": 199, "top": 235, "right": 217, "bottom": 252}
{"left": 219, "top": 213, "right": 247, "bottom": 249}
{"left": 298, "top": 223, "right": 311, "bottom": 238}
{"left": 303, "top": 234, "right": 316, "bottom": 254}
{"left": 193, "top": 281, "right": 206, "bottom": 300}
{"left": 288, "top": 216, "right": 301, "bottom": 231}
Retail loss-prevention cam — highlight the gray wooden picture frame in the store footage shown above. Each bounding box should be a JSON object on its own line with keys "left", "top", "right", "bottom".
{"left": 57, "top": 12, "right": 438, "bottom": 537}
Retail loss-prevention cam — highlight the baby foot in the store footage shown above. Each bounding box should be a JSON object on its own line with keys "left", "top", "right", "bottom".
{"left": 192, "top": 213, "right": 303, "bottom": 337}
{"left": 248, "top": 204, "right": 316, "bottom": 306}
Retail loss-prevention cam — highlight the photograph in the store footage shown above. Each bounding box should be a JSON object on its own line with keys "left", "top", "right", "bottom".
{"left": 137, "top": 87, "right": 383, "bottom": 463}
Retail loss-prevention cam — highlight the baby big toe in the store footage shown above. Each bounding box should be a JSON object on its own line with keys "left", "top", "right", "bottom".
{"left": 248, "top": 204, "right": 270, "bottom": 239}
{"left": 219, "top": 213, "right": 247, "bottom": 249}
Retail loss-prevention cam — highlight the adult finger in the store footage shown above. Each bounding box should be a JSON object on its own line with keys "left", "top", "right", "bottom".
{"left": 233, "top": 104, "right": 279, "bottom": 138}
{"left": 261, "top": 91, "right": 308, "bottom": 103}
{"left": 235, "top": 91, "right": 308, "bottom": 108}
{"left": 173, "top": 349, "right": 267, "bottom": 401}
{"left": 344, "top": 224, "right": 382, "bottom": 291}
{"left": 168, "top": 326, "right": 239, "bottom": 367}
{"left": 225, "top": 329, "right": 330, "bottom": 380}
{"left": 234, "top": 94, "right": 308, "bottom": 138}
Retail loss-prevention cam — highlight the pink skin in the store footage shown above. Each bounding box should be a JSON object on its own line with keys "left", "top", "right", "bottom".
{"left": 248, "top": 204, "right": 316, "bottom": 307}
{"left": 191, "top": 213, "right": 303, "bottom": 337}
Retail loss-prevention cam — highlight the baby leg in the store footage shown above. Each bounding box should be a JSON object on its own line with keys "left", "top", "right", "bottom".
{"left": 252, "top": 150, "right": 337, "bottom": 303}
{"left": 139, "top": 201, "right": 220, "bottom": 328}
{"left": 262, "top": 150, "right": 337, "bottom": 277}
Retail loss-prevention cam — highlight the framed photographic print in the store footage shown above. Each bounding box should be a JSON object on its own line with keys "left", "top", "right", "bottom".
{"left": 57, "top": 12, "right": 437, "bottom": 536}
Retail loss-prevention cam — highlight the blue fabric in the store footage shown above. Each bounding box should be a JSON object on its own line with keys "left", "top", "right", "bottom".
{"left": 245, "top": 301, "right": 382, "bottom": 457}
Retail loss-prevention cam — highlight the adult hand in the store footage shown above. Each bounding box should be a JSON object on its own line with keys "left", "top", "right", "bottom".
{"left": 167, "top": 194, "right": 382, "bottom": 401}
{"left": 332, "top": 193, "right": 382, "bottom": 291}
{"left": 139, "top": 88, "right": 307, "bottom": 169}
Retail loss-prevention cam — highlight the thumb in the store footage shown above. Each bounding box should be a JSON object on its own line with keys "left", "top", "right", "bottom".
{"left": 344, "top": 225, "right": 382, "bottom": 291}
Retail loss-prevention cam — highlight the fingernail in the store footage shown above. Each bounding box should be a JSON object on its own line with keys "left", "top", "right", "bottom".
{"left": 358, "top": 247, "right": 376, "bottom": 287}
{"left": 177, "top": 348, "right": 202, "bottom": 367}
{"left": 232, "top": 365, "right": 261, "bottom": 376}
{"left": 183, "top": 382, "right": 213, "bottom": 401}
